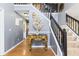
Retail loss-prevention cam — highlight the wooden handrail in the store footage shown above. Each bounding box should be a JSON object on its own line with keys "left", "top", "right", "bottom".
{"left": 50, "top": 14, "right": 63, "bottom": 33}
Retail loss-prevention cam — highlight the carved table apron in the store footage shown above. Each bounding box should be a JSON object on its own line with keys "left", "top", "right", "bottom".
{"left": 27, "top": 34, "right": 48, "bottom": 51}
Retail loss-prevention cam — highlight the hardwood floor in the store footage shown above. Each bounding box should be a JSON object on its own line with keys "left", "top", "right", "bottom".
{"left": 5, "top": 39, "right": 55, "bottom": 56}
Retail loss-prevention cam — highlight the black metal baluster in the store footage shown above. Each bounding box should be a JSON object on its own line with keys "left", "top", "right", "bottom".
{"left": 68, "top": 16, "right": 69, "bottom": 27}
{"left": 74, "top": 20, "right": 75, "bottom": 32}
{"left": 72, "top": 19, "right": 74, "bottom": 30}
{"left": 77, "top": 22, "right": 78, "bottom": 34}
{"left": 59, "top": 30, "right": 61, "bottom": 46}
{"left": 75, "top": 21, "right": 77, "bottom": 33}
{"left": 69, "top": 17, "right": 70, "bottom": 27}
{"left": 73, "top": 19, "right": 74, "bottom": 31}
{"left": 70, "top": 17, "right": 71, "bottom": 28}
{"left": 70, "top": 18, "right": 72, "bottom": 29}
{"left": 66, "top": 14, "right": 68, "bottom": 25}
{"left": 78, "top": 22, "right": 79, "bottom": 35}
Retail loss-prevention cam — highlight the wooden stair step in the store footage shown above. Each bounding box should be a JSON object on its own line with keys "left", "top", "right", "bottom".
{"left": 67, "top": 48, "right": 79, "bottom": 56}
{"left": 67, "top": 41, "right": 77, "bottom": 48}
{"left": 67, "top": 36, "right": 76, "bottom": 41}
{"left": 67, "top": 32, "right": 73, "bottom": 36}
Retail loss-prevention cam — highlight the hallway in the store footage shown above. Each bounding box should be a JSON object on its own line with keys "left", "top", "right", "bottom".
{"left": 0, "top": 3, "right": 59, "bottom": 56}
{"left": 1, "top": 3, "right": 78, "bottom": 56}
{"left": 5, "top": 39, "right": 54, "bottom": 56}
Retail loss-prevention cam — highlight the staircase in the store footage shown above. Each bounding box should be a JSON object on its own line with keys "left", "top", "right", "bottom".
{"left": 65, "top": 13, "right": 79, "bottom": 56}
{"left": 32, "top": 4, "right": 79, "bottom": 56}
{"left": 67, "top": 27, "right": 79, "bottom": 56}
{"left": 62, "top": 25, "right": 79, "bottom": 56}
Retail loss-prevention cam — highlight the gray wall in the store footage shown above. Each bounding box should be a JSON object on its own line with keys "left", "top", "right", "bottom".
{"left": 66, "top": 4, "right": 79, "bottom": 20}
{"left": 58, "top": 12, "right": 66, "bottom": 25}
{"left": 63, "top": 3, "right": 76, "bottom": 12}
{"left": 0, "top": 3, "right": 23, "bottom": 52}
{"left": 14, "top": 5, "right": 51, "bottom": 46}
{"left": 28, "top": 6, "right": 50, "bottom": 46}
{"left": 50, "top": 31, "right": 57, "bottom": 54}
{"left": 51, "top": 13, "right": 58, "bottom": 23}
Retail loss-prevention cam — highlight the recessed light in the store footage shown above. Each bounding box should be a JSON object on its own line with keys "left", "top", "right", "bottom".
{"left": 24, "top": 13, "right": 28, "bottom": 16}
{"left": 24, "top": 13, "right": 28, "bottom": 14}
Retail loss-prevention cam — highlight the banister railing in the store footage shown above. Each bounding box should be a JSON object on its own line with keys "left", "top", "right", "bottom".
{"left": 50, "top": 14, "right": 67, "bottom": 56}
{"left": 66, "top": 14, "right": 79, "bottom": 35}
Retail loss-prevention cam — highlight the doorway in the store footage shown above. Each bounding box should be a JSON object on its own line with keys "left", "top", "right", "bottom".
{"left": 23, "top": 19, "right": 29, "bottom": 39}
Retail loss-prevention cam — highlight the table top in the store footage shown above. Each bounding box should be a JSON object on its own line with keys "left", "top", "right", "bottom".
{"left": 28, "top": 34, "right": 47, "bottom": 36}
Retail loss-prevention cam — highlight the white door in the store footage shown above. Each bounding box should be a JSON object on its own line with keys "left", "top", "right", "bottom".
{"left": 0, "top": 8, "right": 4, "bottom": 55}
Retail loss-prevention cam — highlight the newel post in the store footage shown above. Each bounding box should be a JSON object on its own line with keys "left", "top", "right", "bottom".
{"left": 63, "top": 29, "right": 67, "bottom": 56}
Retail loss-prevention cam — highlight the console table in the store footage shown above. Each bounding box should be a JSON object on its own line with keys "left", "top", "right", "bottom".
{"left": 27, "top": 34, "right": 48, "bottom": 51}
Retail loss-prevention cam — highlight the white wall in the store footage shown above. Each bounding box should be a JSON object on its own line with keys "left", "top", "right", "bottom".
{"left": 63, "top": 3, "right": 76, "bottom": 12}
{"left": 0, "top": 3, "right": 24, "bottom": 55}
{"left": 51, "top": 13, "right": 58, "bottom": 22}
{"left": 28, "top": 5, "right": 50, "bottom": 46}
{"left": 0, "top": 8, "right": 4, "bottom": 55}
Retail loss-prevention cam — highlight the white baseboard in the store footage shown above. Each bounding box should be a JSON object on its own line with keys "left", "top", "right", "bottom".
{"left": 49, "top": 46, "right": 56, "bottom": 56}
{"left": 2, "top": 39, "right": 24, "bottom": 55}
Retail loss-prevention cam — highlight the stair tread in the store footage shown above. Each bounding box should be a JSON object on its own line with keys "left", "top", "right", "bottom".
{"left": 67, "top": 48, "right": 79, "bottom": 56}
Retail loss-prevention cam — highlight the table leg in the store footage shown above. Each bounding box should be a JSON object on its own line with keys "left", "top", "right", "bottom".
{"left": 45, "top": 41, "right": 47, "bottom": 51}
{"left": 29, "top": 39, "right": 32, "bottom": 51}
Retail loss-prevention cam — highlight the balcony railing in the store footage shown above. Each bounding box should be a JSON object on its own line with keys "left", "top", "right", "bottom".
{"left": 66, "top": 14, "right": 79, "bottom": 35}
